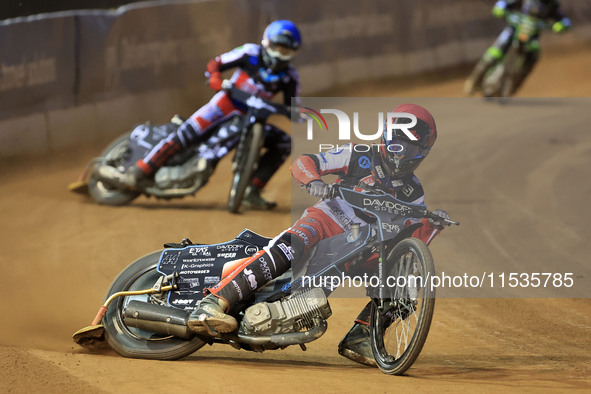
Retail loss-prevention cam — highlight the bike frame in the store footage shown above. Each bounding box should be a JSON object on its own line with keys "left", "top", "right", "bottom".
{"left": 155, "top": 186, "right": 432, "bottom": 311}
{"left": 288, "top": 187, "right": 428, "bottom": 300}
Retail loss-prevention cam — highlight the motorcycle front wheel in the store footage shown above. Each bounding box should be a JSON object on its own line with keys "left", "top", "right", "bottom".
{"left": 500, "top": 45, "right": 526, "bottom": 98}
{"left": 88, "top": 133, "right": 140, "bottom": 206}
{"left": 103, "top": 250, "right": 206, "bottom": 360}
{"left": 369, "top": 237, "right": 436, "bottom": 375}
{"left": 227, "top": 123, "right": 264, "bottom": 213}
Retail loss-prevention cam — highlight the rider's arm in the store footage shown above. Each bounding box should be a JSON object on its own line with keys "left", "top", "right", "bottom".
{"left": 282, "top": 67, "right": 301, "bottom": 107}
{"left": 205, "top": 44, "right": 259, "bottom": 91}
{"left": 290, "top": 145, "right": 353, "bottom": 186}
{"left": 206, "top": 58, "right": 224, "bottom": 91}
{"left": 550, "top": 6, "right": 571, "bottom": 33}
{"left": 281, "top": 67, "right": 305, "bottom": 123}
{"left": 492, "top": 0, "right": 520, "bottom": 18}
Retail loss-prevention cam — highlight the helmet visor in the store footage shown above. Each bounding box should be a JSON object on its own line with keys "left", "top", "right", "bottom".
{"left": 387, "top": 137, "right": 428, "bottom": 160}
{"left": 266, "top": 42, "right": 297, "bottom": 61}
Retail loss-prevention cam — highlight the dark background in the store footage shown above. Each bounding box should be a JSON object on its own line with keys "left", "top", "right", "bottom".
{"left": 1, "top": 0, "right": 147, "bottom": 20}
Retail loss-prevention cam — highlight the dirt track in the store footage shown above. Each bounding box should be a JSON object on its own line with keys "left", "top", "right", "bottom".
{"left": 1, "top": 48, "right": 591, "bottom": 393}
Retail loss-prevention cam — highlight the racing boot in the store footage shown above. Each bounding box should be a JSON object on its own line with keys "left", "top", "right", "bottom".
{"left": 242, "top": 185, "right": 277, "bottom": 210}
{"left": 96, "top": 163, "right": 150, "bottom": 191}
{"left": 338, "top": 323, "right": 377, "bottom": 367}
{"left": 187, "top": 234, "right": 297, "bottom": 336}
{"left": 186, "top": 294, "right": 238, "bottom": 335}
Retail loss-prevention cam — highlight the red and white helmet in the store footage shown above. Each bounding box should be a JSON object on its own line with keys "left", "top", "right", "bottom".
{"left": 372, "top": 104, "right": 437, "bottom": 187}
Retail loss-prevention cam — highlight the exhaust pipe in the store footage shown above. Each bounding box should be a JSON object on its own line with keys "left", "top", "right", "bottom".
{"left": 124, "top": 300, "right": 192, "bottom": 339}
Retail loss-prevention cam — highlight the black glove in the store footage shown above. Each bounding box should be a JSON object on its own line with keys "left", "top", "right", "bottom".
{"left": 428, "top": 209, "right": 450, "bottom": 228}
{"left": 307, "top": 180, "right": 329, "bottom": 199}
{"left": 290, "top": 106, "right": 304, "bottom": 122}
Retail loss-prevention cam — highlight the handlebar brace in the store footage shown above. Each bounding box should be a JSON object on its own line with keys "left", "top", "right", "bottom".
{"left": 506, "top": 12, "right": 549, "bottom": 30}
{"left": 307, "top": 183, "right": 460, "bottom": 226}
{"left": 220, "top": 79, "right": 302, "bottom": 121}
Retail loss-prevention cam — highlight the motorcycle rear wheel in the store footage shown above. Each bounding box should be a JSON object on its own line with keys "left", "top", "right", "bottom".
{"left": 227, "top": 123, "right": 264, "bottom": 213}
{"left": 88, "top": 133, "right": 139, "bottom": 206}
{"left": 481, "top": 62, "right": 504, "bottom": 97}
{"left": 103, "top": 250, "right": 206, "bottom": 360}
{"left": 369, "top": 238, "right": 436, "bottom": 375}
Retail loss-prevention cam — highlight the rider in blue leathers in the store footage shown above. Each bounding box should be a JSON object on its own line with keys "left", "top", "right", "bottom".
{"left": 113, "top": 20, "right": 302, "bottom": 210}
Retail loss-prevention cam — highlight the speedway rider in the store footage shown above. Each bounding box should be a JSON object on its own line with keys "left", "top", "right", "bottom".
{"left": 464, "top": 0, "right": 571, "bottom": 95}
{"left": 111, "top": 20, "right": 301, "bottom": 210}
{"left": 187, "top": 104, "right": 450, "bottom": 367}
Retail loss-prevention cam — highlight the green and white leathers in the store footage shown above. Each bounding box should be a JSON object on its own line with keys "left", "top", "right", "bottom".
{"left": 465, "top": 0, "right": 571, "bottom": 97}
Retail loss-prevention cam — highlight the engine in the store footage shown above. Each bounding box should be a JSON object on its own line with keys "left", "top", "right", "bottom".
{"left": 154, "top": 155, "right": 206, "bottom": 189}
{"left": 241, "top": 288, "right": 332, "bottom": 336}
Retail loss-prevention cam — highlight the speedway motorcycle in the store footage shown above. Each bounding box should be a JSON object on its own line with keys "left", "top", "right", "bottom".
{"left": 472, "top": 12, "right": 549, "bottom": 97}
{"left": 69, "top": 81, "right": 295, "bottom": 213}
{"left": 73, "top": 184, "right": 459, "bottom": 375}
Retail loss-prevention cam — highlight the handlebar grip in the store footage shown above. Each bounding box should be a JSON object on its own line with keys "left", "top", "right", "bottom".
{"left": 221, "top": 79, "right": 233, "bottom": 91}
{"left": 303, "top": 182, "right": 339, "bottom": 200}
{"left": 444, "top": 218, "right": 460, "bottom": 226}
{"left": 425, "top": 210, "right": 460, "bottom": 226}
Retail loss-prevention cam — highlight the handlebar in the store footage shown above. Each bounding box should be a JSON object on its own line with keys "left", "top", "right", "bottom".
{"left": 306, "top": 182, "right": 460, "bottom": 226}
{"left": 506, "top": 11, "right": 549, "bottom": 30}
{"left": 219, "top": 79, "right": 302, "bottom": 121}
{"left": 423, "top": 209, "right": 460, "bottom": 227}
{"left": 326, "top": 183, "right": 342, "bottom": 200}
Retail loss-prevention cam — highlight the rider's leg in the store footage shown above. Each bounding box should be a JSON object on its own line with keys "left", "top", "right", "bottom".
{"left": 119, "top": 92, "right": 243, "bottom": 189}
{"left": 192, "top": 117, "right": 244, "bottom": 186}
{"left": 338, "top": 222, "right": 441, "bottom": 366}
{"left": 243, "top": 125, "right": 292, "bottom": 210}
{"left": 187, "top": 207, "right": 344, "bottom": 334}
{"left": 512, "top": 41, "right": 540, "bottom": 94}
{"left": 465, "top": 26, "right": 514, "bottom": 95}
{"left": 187, "top": 232, "right": 302, "bottom": 334}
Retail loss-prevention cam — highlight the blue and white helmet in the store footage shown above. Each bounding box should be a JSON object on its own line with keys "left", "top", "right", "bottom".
{"left": 261, "top": 20, "right": 302, "bottom": 72}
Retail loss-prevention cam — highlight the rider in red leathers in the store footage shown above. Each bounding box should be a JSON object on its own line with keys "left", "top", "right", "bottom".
{"left": 108, "top": 20, "right": 302, "bottom": 210}
{"left": 187, "top": 103, "right": 450, "bottom": 366}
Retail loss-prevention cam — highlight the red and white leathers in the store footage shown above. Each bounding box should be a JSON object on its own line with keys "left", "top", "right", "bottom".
{"left": 137, "top": 43, "right": 299, "bottom": 188}
{"left": 289, "top": 143, "right": 441, "bottom": 248}
{"left": 205, "top": 143, "right": 443, "bottom": 315}
{"left": 289, "top": 143, "right": 442, "bottom": 324}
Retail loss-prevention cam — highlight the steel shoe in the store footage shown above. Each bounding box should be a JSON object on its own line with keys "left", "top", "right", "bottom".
{"left": 96, "top": 164, "right": 148, "bottom": 191}
{"left": 337, "top": 323, "right": 377, "bottom": 367}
